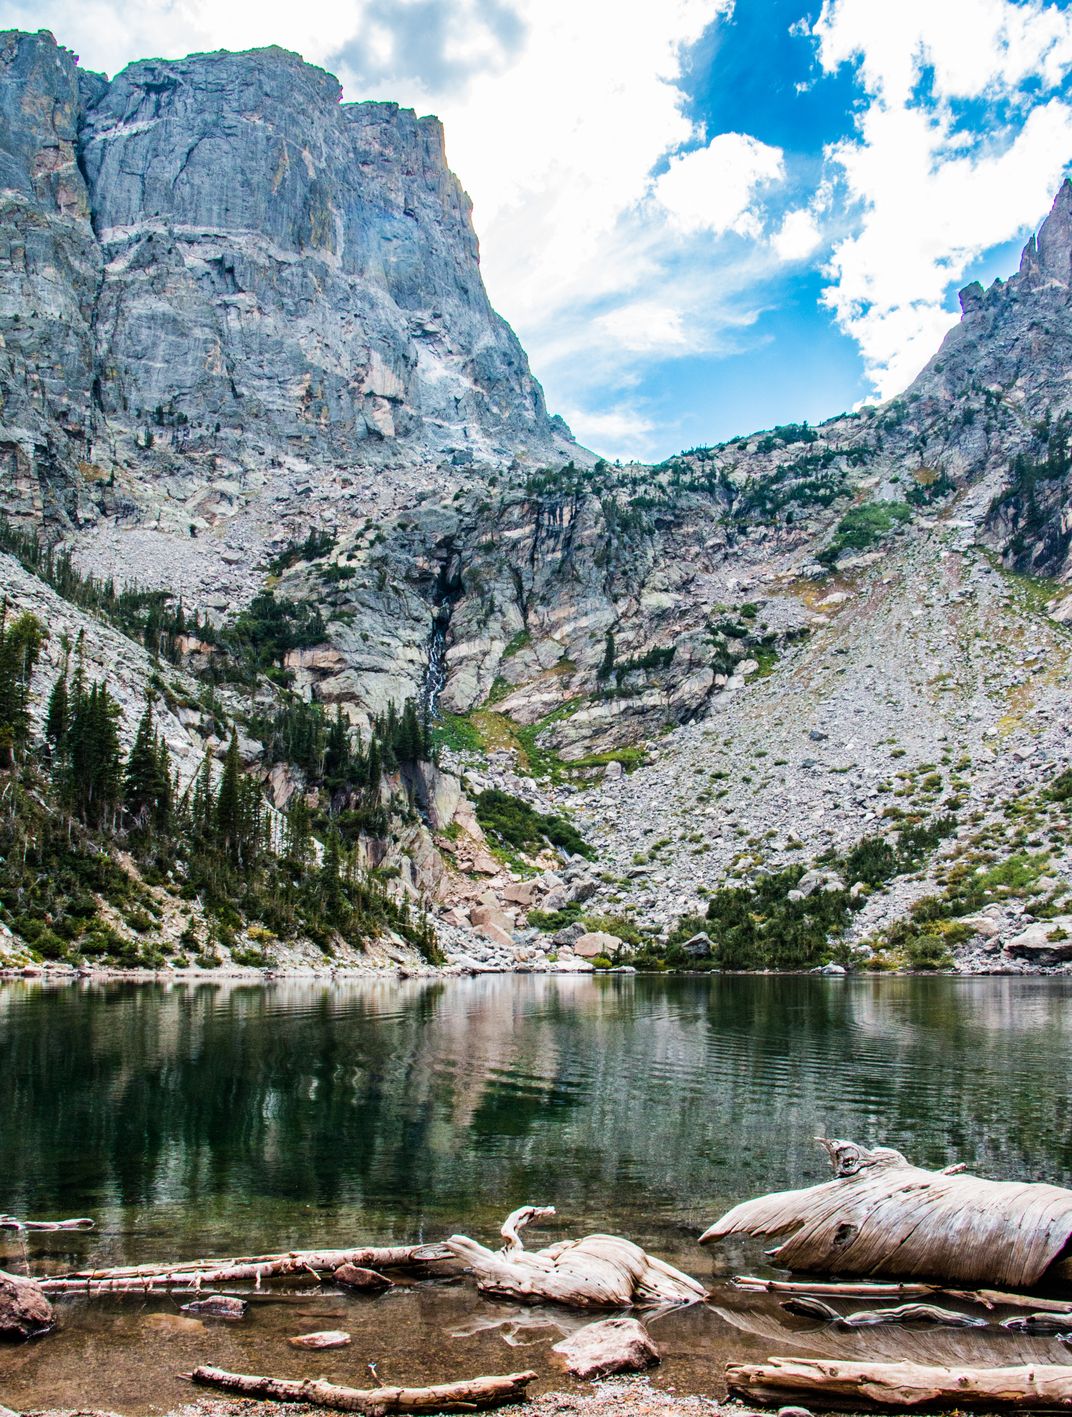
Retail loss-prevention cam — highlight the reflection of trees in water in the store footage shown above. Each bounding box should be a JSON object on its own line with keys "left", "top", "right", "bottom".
{"left": 2, "top": 976, "right": 1071, "bottom": 1253}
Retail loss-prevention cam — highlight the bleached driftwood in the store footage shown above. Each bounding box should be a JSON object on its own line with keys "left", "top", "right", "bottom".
{"left": 703, "top": 1138, "right": 1072, "bottom": 1289}
{"left": 37, "top": 1244, "right": 452, "bottom": 1294}
{"left": 446, "top": 1206, "right": 706, "bottom": 1308}
{"left": 725, "top": 1357, "right": 1072, "bottom": 1411}
{"left": 782, "top": 1295, "right": 987, "bottom": 1328}
{"left": 185, "top": 1363, "right": 538, "bottom": 1413}
{"left": 0, "top": 1214, "right": 94, "bottom": 1231}
{"left": 734, "top": 1274, "right": 1072, "bottom": 1312}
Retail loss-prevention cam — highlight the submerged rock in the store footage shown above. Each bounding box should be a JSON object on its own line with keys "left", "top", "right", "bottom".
{"left": 180, "top": 1294, "right": 248, "bottom": 1319}
{"left": 333, "top": 1263, "right": 392, "bottom": 1291}
{"left": 288, "top": 1329, "right": 352, "bottom": 1349}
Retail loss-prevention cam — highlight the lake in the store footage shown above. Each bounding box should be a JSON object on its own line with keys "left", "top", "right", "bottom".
{"left": 3, "top": 973, "right": 1072, "bottom": 1410}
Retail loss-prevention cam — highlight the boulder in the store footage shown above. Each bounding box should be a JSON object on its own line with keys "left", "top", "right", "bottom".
{"left": 552, "top": 1317, "right": 660, "bottom": 1379}
{"left": 502, "top": 880, "right": 539, "bottom": 906}
{"left": 573, "top": 931, "right": 622, "bottom": 960}
{"left": 470, "top": 904, "right": 513, "bottom": 935}
{"left": 0, "top": 1269, "right": 53, "bottom": 1340}
{"left": 566, "top": 877, "right": 599, "bottom": 904}
{"left": 1005, "top": 924, "right": 1072, "bottom": 961}
{"left": 681, "top": 932, "right": 713, "bottom": 959}
{"left": 957, "top": 914, "right": 1002, "bottom": 939}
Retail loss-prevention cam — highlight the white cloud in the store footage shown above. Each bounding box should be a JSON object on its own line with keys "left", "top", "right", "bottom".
{"left": 771, "top": 207, "right": 823, "bottom": 262}
{"left": 811, "top": 0, "right": 1072, "bottom": 397}
{"left": 593, "top": 301, "right": 691, "bottom": 355}
{"left": 653, "top": 132, "right": 785, "bottom": 237}
{"left": 562, "top": 404, "right": 655, "bottom": 460}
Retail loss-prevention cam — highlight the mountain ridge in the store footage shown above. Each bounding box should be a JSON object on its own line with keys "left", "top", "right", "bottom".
{"left": 2, "top": 31, "right": 1072, "bottom": 979}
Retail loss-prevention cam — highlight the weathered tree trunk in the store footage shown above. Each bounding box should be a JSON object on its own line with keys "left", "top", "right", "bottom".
{"left": 0, "top": 1215, "right": 94, "bottom": 1231}
{"left": 734, "top": 1274, "right": 1072, "bottom": 1312}
{"left": 726, "top": 1357, "right": 1072, "bottom": 1411}
{"left": 185, "top": 1363, "right": 538, "bottom": 1413}
{"left": 446, "top": 1208, "right": 705, "bottom": 1308}
{"left": 39, "top": 1244, "right": 452, "bottom": 1293}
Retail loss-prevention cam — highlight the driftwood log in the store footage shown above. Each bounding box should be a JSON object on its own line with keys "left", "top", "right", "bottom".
{"left": 735, "top": 1274, "right": 1072, "bottom": 1312}
{"left": 37, "top": 1244, "right": 452, "bottom": 1294}
{"left": 725, "top": 1357, "right": 1072, "bottom": 1411}
{"left": 0, "top": 1214, "right": 94, "bottom": 1231}
{"left": 782, "top": 1296, "right": 987, "bottom": 1328}
{"left": 185, "top": 1363, "right": 538, "bottom": 1413}
{"left": 703, "top": 1138, "right": 1072, "bottom": 1289}
{"left": 446, "top": 1206, "right": 706, "bottom": 1308}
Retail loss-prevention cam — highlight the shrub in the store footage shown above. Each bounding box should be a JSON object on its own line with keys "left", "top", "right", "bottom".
{"left": 475, "top": 789, "right": 592, "bottom": 859}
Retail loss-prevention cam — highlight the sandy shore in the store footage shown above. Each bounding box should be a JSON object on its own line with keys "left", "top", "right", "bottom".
{"left": 22, "top": 1386, "right": 748, "bottom": 1417}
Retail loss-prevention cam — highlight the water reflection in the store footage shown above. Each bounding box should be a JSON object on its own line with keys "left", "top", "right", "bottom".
{"left": 2, "top": 974, "right": 1071, "bottom": 1257}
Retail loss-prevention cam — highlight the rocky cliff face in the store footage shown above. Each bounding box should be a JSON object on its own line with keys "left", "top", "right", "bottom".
{"left": 4, "top": 28, "right": 1072, "bottom": 978}
{"left": 0, "top": 30, "right": 575, "bottom": 537}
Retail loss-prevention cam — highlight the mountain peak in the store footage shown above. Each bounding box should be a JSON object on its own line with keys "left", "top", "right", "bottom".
{"left": 1021, "top": 175, "right": 1072, "bottom": 284}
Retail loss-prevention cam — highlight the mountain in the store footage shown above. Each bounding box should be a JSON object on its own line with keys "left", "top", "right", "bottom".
{"left": 2, "top": 29, "right": 1072, "bottom": 980}
{"left": 0, "top": 31, "right": 576, "bottom": 529}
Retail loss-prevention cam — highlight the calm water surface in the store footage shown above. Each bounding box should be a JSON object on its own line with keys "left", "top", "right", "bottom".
{"left": 2, "top": 974, "right": 1072, "bottom": 1410}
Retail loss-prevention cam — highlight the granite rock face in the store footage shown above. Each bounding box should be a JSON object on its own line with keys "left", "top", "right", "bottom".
{"left": 0, "top": 31, "right": 575, "bottom": 528}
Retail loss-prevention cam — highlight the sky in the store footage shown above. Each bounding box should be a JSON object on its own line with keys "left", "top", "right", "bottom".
{"left": 8, "top": 0, "right": 1072, "bottom": 461}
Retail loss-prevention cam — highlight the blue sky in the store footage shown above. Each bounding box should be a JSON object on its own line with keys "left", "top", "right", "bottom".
{"left": 7, "top": 0, "right": 1072, "bottom": 460}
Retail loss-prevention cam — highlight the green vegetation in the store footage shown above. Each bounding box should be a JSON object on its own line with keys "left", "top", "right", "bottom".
{"left": 0, "top": 615, "right": 440, "bottom": 969}
{"left": 635, "top": 815, "right": 958, "bottom": 973}
{"left": 475, "top": 788, "right": 592, "bottom": 860}
{"left": 818, "top": 501, "right": 913, "bottom": 568}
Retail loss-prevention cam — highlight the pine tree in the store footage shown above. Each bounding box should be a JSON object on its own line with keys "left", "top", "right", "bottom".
{"left": 324, "top": 707, "right": 351, "bottom": 787}
{"left": 598, "top": 629, "right": 616, "bottom": 681}
{"left": 0, "top": 608, "right": 45, "bottom": 766}
{"left": 395, "top": 700, "right": 423, "bottom": 763}
{"left": 124, "top": 701, "right": 171, "bottom": 832}
{"left": 216, "top": 726, "right": 243, "bottom": 866}
{"left": 283, "top": 794, "right": 313, "bottom": 867}
{"left": 61, "top": 679, "right": 122, "bottom": 826}
{"left": 45, "top": 667, "right": 69, "bottom": 756}
{"left": 319, "top": 829, "right": 344, "bottom": 924}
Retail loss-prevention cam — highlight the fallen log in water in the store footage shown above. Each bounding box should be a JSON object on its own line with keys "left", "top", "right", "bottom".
{"left": 38, "top": 1244, "right": 453, "bottom": 1293}
{"left": 704, "top": 1138, "right": 1072, "bottom": 1289}
{"left": 725, "top": 1357, "right": 1072, "bottom": 1410}
{"left": 734, "top": 1275, "right": 1072, "bottom": 1313}
{"left": 446, "top": 1205, "right": 706, "bottom": 1308}
{"left": 782, "top": 1296, "right": 988, "bottom": 1329}
{"left": 185, "top": 1362, "right": 538, "bottom": 1413}
{"left": 0, "top": 1214, "right": 94, "bottom": 1231}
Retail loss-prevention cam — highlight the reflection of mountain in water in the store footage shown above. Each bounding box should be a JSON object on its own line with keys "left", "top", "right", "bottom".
{"left": 2, "top": 975, "right": 1071, "bottom": 1264}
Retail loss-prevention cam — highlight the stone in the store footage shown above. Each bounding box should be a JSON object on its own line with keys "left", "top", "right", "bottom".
{"left": 552, "top": 1317, "right": 660, "bottom": 1379}
{"left": 681, "top": 932, "right": 713, "bottom": 959}
{"left": 288, "top": 1330, "right": 352, "bottom": 1349}
{"left": 332, "top": 1264, "right": 392, "bottom": 1291}
{"left": 0, "top": 1269, "right": 53, "bottom": 1340}
{"left": 573, "top": 931, "right": 622, "bottom": 960}
{"left": 181, "top": 1295, "right": 248, "bottom": 1319}
{"left": 502, "top": 880, "right": 539, "bottom": 906}
{"left": 1005, "top": 924, "right": 1072, "bottom": 961}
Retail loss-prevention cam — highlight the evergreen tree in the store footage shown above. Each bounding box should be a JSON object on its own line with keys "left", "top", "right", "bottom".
{"left": 319, "top": 829, "right": 344, "bottom": 925}
{"left": 283, "top": 794, "right": 313, "bottom": 867}
{"left": 124, "top": 701, "right": 171, "bottom": 832}
{"left": 324, "top": 707, "right": 351, "bottom": 787}
{"left": 189, "top": 749, "right": 215, "bottom": 846}
{"left": 0, "top": 609, "right": 45, "bottom": 766}
{"left": 45, "top": 667, "right": 69, "bottom": 756}
{"left": 598, "top": 629, "right": 616, "bottom": 681}
{"left": 61, "top": 680, "right": 122, "bottom": 826}
{"left": 216, "top": 726, "right": 243, "bottom": 866}
{"left": 395, "top": 699, "right": 423, "bottom": 763}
